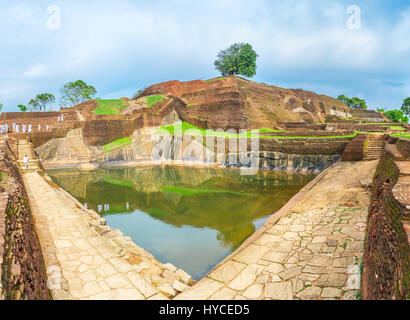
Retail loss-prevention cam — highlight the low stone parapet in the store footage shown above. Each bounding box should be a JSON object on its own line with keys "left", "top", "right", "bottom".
{"left": 0, "top": 140, "right": 51, "bottom": 300}
{"left": 362, "top": 149, "right": 410, "bottom": 300}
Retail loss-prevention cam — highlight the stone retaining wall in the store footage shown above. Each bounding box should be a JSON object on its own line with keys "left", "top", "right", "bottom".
{"left": 83, "top": 120, "right": 138, "bottom": 146}
{"left": 341, "top": 134, "right": 368, "bottom": 161}
{"left": 258, "top": 137, "right": 350, "bottom": 155}
{"left": 362, "top": 150, "right": 410, "bottom": 300}
{"left": 396, "top": 138, "right": 410, "bottom": 159}
{"left": 258, "top": 131, "right": 355, "bottom": 137}
{"left": 0, "top": 141, "right": 51, "bottom": 300}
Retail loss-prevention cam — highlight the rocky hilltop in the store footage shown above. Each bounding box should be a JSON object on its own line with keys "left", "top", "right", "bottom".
{"left": 67, "top": 75, "right": 352, "bottom": 131}
{"left": 133, "top": 75, "right": 352, "bottom": 130}
{"left": 5, "top": 75, "right": 385, "bottom": 171}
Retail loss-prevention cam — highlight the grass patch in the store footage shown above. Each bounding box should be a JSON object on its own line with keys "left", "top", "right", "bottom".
{"left": 160, "top": 186, "right": 261, "bottom": 198}
{"left": 259, "top": 133, "right": 358, "bottom": 139}
{"left": 361, "top": 123, "right": 397, "bottom": 125}
{"left": 104, "top": 176, "right": 134, "bottom": 187}
{"left": 145, "top": 95, "right": 165, "bottom": 108}
{"left": 392, "top": 132, "right": 410, "bottom": 139}
{"left": 205, "top": 77, "right": 227, "bottom": 82}
{"left": 389, "top": 125, "right": 406, "bottom": 131}
{"left": 186, "top": 103, "right": 196, "bottom": 107}
{"left": 257, "top": 128, "right": 286, "bottom": 133}
{"left": 93, "top": 99, "right": 128, "bottom": 115}
{"left": 155, "top": 122, "right": 358, "bottom": 139}
{"left": 361, "top": 123, "right": 406, "bottom": 131}
{"left": 103, "top": 137, "right": 132, "bottom": 153}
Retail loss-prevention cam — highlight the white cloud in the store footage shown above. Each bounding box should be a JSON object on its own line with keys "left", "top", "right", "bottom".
{"left": 0, "top": 0, "right": 409, "bottom": 111}
{"left": 10, "top": 4, "right": 33, "bottom": 21}
{"left": 21, "top": 65, "right": 47, "bottom": 79}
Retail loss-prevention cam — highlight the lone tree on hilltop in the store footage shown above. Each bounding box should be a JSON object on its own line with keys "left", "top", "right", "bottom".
{"left": 61, "top": 80, "right": 97, "bottom": 106}
{"left": 401, "top": 97, "right": 410, "bottom": 117}
{"left": 214, "top": 43, "right": 258, "bottom": 78}
{"left": 337, "top": 95, "right": 367, "bottom": 110}
{"left": 18, "top": 104, "right": 28, "bottom": 112}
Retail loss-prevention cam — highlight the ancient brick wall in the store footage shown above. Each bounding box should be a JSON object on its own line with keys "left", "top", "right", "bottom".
{"left": 0, "top": 141, "right": 51, "bottom": 300}
{"left": 396, "top": 138, "right": 410, "bottom": 159}
{"left": 83, "top": 120, "right": 138, "bottom": 146}
{"left": 0, "top": 112, "right": 60, "bottom": 121}
{"left": 334, "top": 124, "right": 388, "bottom": 132}
{"left": 258, "top": 131, "right": 354, "bottom": 137}
{"left": 280, "top": 123, "right": 328, "bottom": 131}
{"left": 362, "top": 150, "right": 410, "bottom": 300}
{"left": 258, "top": 137, "right": 350, "bottom": 155}
{"left": 341, "top": 134, "right": 368, "bottom": 161}
{"left": 29, "top": 130, "right": 71, "bottom": 149}
{"left": 203, "top": 136, "right": 352, "bottom": 156}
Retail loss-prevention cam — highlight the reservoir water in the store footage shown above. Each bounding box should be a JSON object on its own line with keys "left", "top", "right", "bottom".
{"left": 48, "top": 165, "right": 315, "bottom": 280}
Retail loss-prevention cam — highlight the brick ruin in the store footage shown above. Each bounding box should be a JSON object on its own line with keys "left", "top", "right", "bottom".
{"left": 0, "top": 140, "right": 51, "bottom": 300}
{"left": 362, "top": 139, "right": 410, "bottom": 300}
{"left": 0, "top": 75, "right": 408, "bottom": 300}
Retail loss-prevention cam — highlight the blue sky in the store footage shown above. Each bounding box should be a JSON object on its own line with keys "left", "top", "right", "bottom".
{"left": 0, "top": 0, "right": 409, "bottom": 112}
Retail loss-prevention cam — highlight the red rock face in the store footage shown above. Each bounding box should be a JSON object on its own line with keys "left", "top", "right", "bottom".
{"left": 134, "top": 75, "right": 352, "bottom": 130}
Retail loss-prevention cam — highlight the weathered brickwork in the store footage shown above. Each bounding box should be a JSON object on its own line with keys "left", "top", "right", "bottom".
{"left": 362, "top": 150, "right": 410, "bottom": 300}
{"left": 396, "top": 138, "right": 410, "bottom": 160}
{"left": 341, "top": 134, "right": 368, "bottom": 161}
{"left": 0, "top": 140, "right": 51, "bottom": 300}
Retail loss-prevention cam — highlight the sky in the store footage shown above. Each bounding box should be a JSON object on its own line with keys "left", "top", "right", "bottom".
{"left": 0, "top": 0, "right": 409, "bottom": 112}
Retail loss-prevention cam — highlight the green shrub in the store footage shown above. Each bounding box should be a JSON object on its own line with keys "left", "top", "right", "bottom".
{"left": 205, "top": 77, "right": 227, "bottom": 82}
{"left": 155, "top": 122, "right": 358, "bottom": 139}
{"left": 146, "top": 95, "right": 165, "bottom": 108}
{"left": 93, "top": 99, "right": 128, "bottom": 115}
{"left": 103, "top": 137, "right": 132, "bottom": 153}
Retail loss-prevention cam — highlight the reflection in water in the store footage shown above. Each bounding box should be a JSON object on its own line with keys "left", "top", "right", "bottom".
{"left": 48, "top": 166, "right": 315, "bottom": 280}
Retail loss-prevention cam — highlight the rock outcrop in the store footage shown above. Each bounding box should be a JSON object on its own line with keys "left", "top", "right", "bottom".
{"left": 133, "top": 75, "right": 352, "bottom": 130}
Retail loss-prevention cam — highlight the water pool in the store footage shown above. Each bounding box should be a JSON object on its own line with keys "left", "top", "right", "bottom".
{"left": 48, "top": 165, "right": 315, "bottom": 280}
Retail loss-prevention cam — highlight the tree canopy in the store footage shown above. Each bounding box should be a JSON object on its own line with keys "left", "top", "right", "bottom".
{"left": 384, "top": 109, "right": 409, "bottom": 123}
{"left": 401, "top": 97, "right": 410, "bottom": 117}
{"left": 337, "top": 95, "right": 368, "bottom": 110}
{"left": 0, "top": 102, "right": 3, "bottom": 112}
{"left": 18, "top": 104, "right": 27, "bottom": 112}
{"left": 214, "top": 43, "right": 258, "bottom": 78}
{"left": 28, "top": 93, "right": 55, "bottom": 112}
{"left": 61, "top": 80, "right": 97, "bottom": 106}
{"left": 28, "top": 98, "right": 40, "bottom": 111}
{"left": 36, "top": 93, "right": 55, "bottom": 111}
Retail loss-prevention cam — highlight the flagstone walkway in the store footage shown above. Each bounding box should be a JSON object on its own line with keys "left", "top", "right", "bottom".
{"left": 23, "top": 171, "right": 192, "bottom": 300}
{"left": 175, "top": 160, "right": 379, "bottom": 300}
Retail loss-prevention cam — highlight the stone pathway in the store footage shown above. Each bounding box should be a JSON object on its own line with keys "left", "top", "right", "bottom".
{"left": 23, "top": 171, "right": 192, "bottom": 300}
{"left": 363, "top": 134, "right": 385, "bottom": 161}
{"left": 175, "top": 205, "right": 366, "bottom": 300}
{"left": 17, "top": 139, "right": 40, "bottom": 172}
{"left": 175, "top": 161, "right": 378, "bottom": 300}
